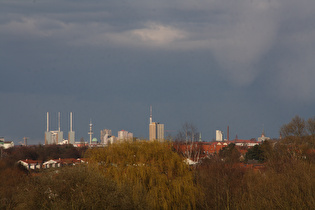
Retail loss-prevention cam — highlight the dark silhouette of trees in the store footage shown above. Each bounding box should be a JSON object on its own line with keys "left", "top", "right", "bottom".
{"left": 0, "top": 159, "right": 28, "bottom": 208}
{"left": 245, "top": 140, "right": 272, "bottom": 163}
{"left": 219, "top": 143, "right": 241, "bottom": 163}
{"left": 4, "top": 145, "right": 87, "bottom": 162}
{"left": 196, "top": 157, "right": 247, "bottom": 209}
{"left": 307, "top": 117, "right": 315, "bottom": 136}
{"left": 15, "top": 166, "right": 134, "bottom": 210}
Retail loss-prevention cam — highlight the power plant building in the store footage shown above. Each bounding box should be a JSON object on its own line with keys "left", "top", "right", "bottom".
{"left": 45, "top": 112, "right": 75, "bottom": 145}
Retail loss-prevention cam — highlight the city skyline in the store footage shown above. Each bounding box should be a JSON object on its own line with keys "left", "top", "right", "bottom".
{"left": 1, "top": 1, "right": 315, "bottom": 144}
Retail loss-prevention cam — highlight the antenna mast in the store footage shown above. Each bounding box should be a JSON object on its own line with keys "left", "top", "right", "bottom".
{"left": 88, "top": 119, "right": 93, "bottom": 145}
{"left": 150, "top": 105, "right": 152, "bottom": 124}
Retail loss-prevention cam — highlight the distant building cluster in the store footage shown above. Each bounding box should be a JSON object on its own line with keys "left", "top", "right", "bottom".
{"left": 0, "top": 106, "right": 262, "bottom": 149}
{"left": 98, "top": 129, "right": 134, "bottom": 146}
{"left": 43, "top": 111, "right": 136, "bottom": 147}
{"left": 149, "top": 106, "right": 165, "bottom": 141}
{"left": 42, "top": 108, "right": 270, "bottom": 148}
{"left": 118, "top": 130, "right": 133, "bottom": 141}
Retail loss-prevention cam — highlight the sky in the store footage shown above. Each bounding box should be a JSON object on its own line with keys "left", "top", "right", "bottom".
{"left": 1, "top": 0, "right": 315, "bottom": 145}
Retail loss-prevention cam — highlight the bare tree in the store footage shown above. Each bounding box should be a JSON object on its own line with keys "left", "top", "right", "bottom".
{"left": 175, "top": 122, "right": 199, "bottom": 143}
{"left": 175, "top": 123, "right": 201, "bottom": 163}
{"left": 307, "top": 117, "right": 315, "bottom": 136}
{"left": 280, "top": 115, "right": 307, "bottom": 137}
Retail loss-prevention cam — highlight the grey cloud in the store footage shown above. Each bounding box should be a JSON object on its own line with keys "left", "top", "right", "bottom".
{"left": 1, "top": 0, "right": 315, "bottom": 95}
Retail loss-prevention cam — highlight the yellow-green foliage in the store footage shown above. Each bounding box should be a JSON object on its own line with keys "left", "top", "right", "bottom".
{"left": 14, "top": 166, "right": 134, "bottom": 210}
{"left": 86, "top": 141, "right": 202, "bottom": 209}
{"left": 241, "top": 159, "right": 315, "bottom": 209}
{"left": 197, "top": 141, "right": 315, "bottom": 210}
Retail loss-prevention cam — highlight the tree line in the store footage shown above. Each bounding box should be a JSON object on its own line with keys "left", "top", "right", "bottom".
{"left": 0, "top": 116, "right": 314, "bottom": 209}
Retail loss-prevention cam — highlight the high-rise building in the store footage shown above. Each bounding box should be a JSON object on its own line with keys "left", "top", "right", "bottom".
{"left": 216, "top": 130, "right": 223, "bottom": 141}
{"left": 149, "top": 122, "right": 157, "bottom": 141}
{"left": 149, "top": 106, "right": 165, "bottom": 141}
{"left": 157, "top": 123, "right": 164, "bottom": 140}
{"left": 118, "top": 130, "right": 133, "bottom": 141}
{"left": 100, "top": 129, "right": 112, "bottom": 143}
{"left": 103, "top": 134, "right": 116, "bottom": 145}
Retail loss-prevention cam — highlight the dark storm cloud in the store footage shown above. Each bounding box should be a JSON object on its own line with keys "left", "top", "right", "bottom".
{"left": 1, "top": 0, "right": 315, "bottom": 144}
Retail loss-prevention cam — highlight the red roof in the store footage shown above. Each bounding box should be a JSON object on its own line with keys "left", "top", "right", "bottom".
{"left": 20, "top": 159, "right": 43, "bottom": 164}
{"left": 51, "top": 158, "right": 81, "bottom": 164}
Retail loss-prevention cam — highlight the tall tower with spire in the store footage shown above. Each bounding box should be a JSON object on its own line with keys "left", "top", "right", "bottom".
{"left": 258, "top": 124, "right": 270, "bottom": 142}
{"left": 149, "top": 106, "right": 165, "bottom": 141}
{"left": 88, "top": 119, "right": 93, "bottom": 145}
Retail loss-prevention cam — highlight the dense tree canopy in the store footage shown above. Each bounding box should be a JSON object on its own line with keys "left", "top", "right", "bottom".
{"left": 14, "top": 166, "right": 134, "bottom": 210}
{"left": 219, "top": 143, "right": 241, "bottom": 163}
{"left": 86, "top": 141, "right": 203, "bottom": 209}
{"left": 4, "top": 144, "right": 87, "bottom": 162}
{"left": 245, "top": 140, "right": 272, "bottom": 163}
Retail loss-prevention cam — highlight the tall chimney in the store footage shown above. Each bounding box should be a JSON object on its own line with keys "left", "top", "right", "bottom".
{"left": 58, "top": 112, "right": 61, "bottom": 132}
{"left": 227, "top": 126, "right": 229, "bottom": 141}
{"left": 70, "top": 112, "right": 73, "bottom": 132}
{"left": 47, "top": 112, "right": 49, "bottom": 132}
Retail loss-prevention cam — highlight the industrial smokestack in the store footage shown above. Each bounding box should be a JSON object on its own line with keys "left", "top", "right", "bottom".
{"left": 70, "top": 112, "right": 73, "bottom": 132}
{"left": 58, "top": 112, "right": 61, "bottom": 132}
{"left": 227, "top": 126, "right": 229, "bottom": 141}
{"left": 47, "top": 112, "right": 49, "bottom": 132}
